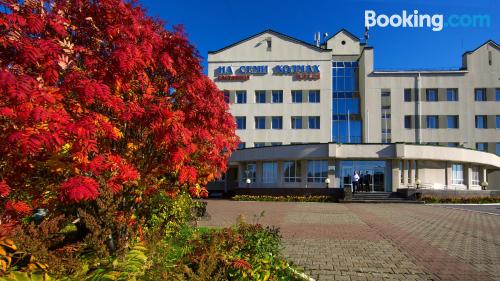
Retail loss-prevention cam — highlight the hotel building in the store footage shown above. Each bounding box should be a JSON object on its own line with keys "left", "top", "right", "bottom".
{"left": 207, "top": 29, "right": 500, "bottom": 193}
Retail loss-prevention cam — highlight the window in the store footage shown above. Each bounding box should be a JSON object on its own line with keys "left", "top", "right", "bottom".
{"left": 243, "top": 163, "right": 256, "bottom": 182}
{"left": 291, "top": 90, "right": 302, "bottom": 103}
{"left": 262, "top": 162, "right": 277, "bottom": 183}
{"left": 283, "top": 161, "right": 301, "bottom": 182}
{"left": 270, "top": 142, "right": 282, "bottom": 146}
{"left": 404, "top": 89, "right": 412, "bottom": 102}
{"left": 475, "top": 88, "right": 487, "bottom": 101}
{"left": 308, "top": 116, "right": 320, "bottom": 129}
{"left": 447, "top": 116, "right": 459, "bottom": 129}
{"left": 381, "top": 91, "right": 390, "bottom": 97}
{"left": 448, "top": 142, "right": 459, "bottom": 147}
{"left": 307, "top": 160, "right": 328, "bottom": 182}
{"left": 308, "top": 90, "right": 320, "bottom": 103}
{"left": 255, "top": 91, "right": 266, "bottom": 103}
{"left": 447, "top": 89, "right": 458, "bottom": 101}
{"left": 271, "top": 116, "right": 282, "bottom": 129}
{"left": 496, "top": 89, "right": 500, "bottom": 101}
{"left": 291, "top": 117, "right": 303, "bottom": 129}
{"left": 235, "top": 116, "right": 246, "bottom": 130}
{"left": 476, "top": 143, "right": 488, "bottom": 151}
{"left": 426, "top": 115, "right": 439, "bottom": 128}
{"left": 255, "top": 117, "right": 266, "bottom": 129}
{"left": 497, "top": 115, "right": 500, "bottom": 128}
{"left": 237, "top": 142, "right": 246, "bottom": 149}
{"left": 471, "top": 167, "right": 480, "bottom": 186}
{"left": 497, "top": 143, "right": 500, "bottom": 156}
{"left": 475, "top": 115, "right": 487, "bottom": 129}
{"left": 404, "top": 116, "right": 412, "bottom": 129}
{"left": 272, "top": 90, "right": 283, "bottom": 103}
{"left": 254, "top": 142, "right": 265, "bottom": 148}
{"left": 223, "top": 90, "right": 230, "bottom": 103}
{"left": 236, "top": 91, "right": 247, "bottom": 104}
{"left": 426, "top": 89, "right": 438, "bottom": 101}
{"left": 451, "top": 164, "right": 464, "bottom": 185}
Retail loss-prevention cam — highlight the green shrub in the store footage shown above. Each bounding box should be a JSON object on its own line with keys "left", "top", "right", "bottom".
{"left": 422, "top": 196, "right": 500, "bottom": 204}
{"left": 233, "top": 195, "right": 336, "bottom": 203}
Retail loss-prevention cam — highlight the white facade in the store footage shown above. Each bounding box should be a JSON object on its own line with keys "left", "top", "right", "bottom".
{"left": 207, "top": 29, "right": 500, "bottom": 191}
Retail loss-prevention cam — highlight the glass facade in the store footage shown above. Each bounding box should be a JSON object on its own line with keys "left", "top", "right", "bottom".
{"left": 497, "top": 143, "right": 500, "bottom": 156}
{"left": 262, "top": 162, "right": 278, "bottom": 183}
{"left": 451, "top": 164, "right": 464, "bottom": 185}
{"left": 340, "top": 160, "right": 387, "bottom": 192}
{"left": 307, "top": 160, "right": 328, "bottom": 182}
{"left": 332, "top": 61, "right": 361, "bottom": 143}
{"left": 283, "top": 161, "right": 301, "bottom": 183}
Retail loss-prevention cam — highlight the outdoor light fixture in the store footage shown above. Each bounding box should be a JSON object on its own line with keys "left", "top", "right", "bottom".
{"left": 325, "top": 178, "right": 331, "bottom": 188}
{"left": 481, "top": 181, "right": 489, "bottom": 190}
{"left": 416, "top": 179, "right": 421, "bottom": 189}
{"left": 246, "top": 178, "right": 251, "bottom": 188}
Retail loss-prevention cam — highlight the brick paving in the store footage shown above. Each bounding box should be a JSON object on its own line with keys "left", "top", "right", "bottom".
{"left": 198, "top": 200, "right": 500, "bottom": 281}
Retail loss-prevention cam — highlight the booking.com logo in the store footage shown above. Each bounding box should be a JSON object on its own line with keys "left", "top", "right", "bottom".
{"left": 365, "top": 10, "right": 491, "bottom": 31}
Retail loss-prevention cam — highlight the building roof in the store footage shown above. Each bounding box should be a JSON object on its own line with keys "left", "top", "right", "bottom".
{"left": 462, "top": 40, "right": 500, "bottom": 56}
{"left": 208, "top": 29, "right": 331, "bottom": 54}
{"left": 324, "top": 28, "right": 361, "bottom": 43}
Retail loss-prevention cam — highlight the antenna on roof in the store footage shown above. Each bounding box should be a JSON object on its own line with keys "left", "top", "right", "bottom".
{"left": 314, "top": 31, "right": 321, "bottom": 47}
{"left": 364, "top": 26, "right": 370, "bottom": 44}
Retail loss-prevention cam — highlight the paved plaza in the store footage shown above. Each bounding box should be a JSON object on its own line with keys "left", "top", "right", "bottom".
{"left": 199, "top": 200, "right": 500, "bottom": 281}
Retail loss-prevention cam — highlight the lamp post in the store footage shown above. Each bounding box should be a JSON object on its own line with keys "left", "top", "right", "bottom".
{"left": 481, "top": 181, "right": 488, "bottom": 190}
{"left": 246, "top": 178, "right": 251, "bottom": 188}
{"left": 415, "top": 179, "right": 421, "bottom": 189}
{"left": 325, "top": 178, "right": 330, "bottom": 188}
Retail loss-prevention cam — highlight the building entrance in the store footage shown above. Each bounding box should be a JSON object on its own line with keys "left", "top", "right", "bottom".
{"left": 340, "top": 160, "right": 386, "bottom": 192}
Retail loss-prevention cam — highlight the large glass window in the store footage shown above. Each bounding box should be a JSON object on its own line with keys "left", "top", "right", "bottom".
{"left": 272, "top": 90, "right": 283, "bottom": 103}
{"left": 255, "top": 91, "right": 266, "bottom": 103}
{"left": 404, "top": 89, "right": 412, "bottom": 102}
{"left": 332, "top": 61, "right": 361, "bottom": 143}
{"left": 426, "top": 89, "right": 438, "bottom": 101}
{"left": 308, "top": 90, "right": 320, "bottom": 103}
{"left": 271, "top": 116, "right": 282, "bottom": 129}
{"left": 447, "top": 89, "right": 458, "bottom": 101}
{"left": 496, "top": 115, "right": 500, "bottom": 128}
{"left": 476, "top": 143, "right": 488, "bottom": 151}
{"left": 236, "top": 91, "right": 247, "bottom": 104}
{"left": 243, "top": 163, "right": 256, "bottom": 182}
{"left": 283, "top": 161, "right": 302, "bottom": 183}
{"left": 426, "top": 116, "right": 439, "bottom": 128}
{"left": 475, "top": 115, "right": 487, "bottom": 128}
{"left": 291, "top": 117, "right": 303, "bottom": 129}
{"left": 262, "top": 162, "right": 277, "bottom": 183}
{"left": 496, "top": 89, "right": 500, "bottom": 101}
{"left": 291, "top": 90, "right": 302, "bottom": 103}
{"left": 452, "top": 164, "right": 464, "bottom": 185}
{"left": 497, "top": 143, "right": 500, "bottom": 156}
{"left": 255, "top": 117, "right": 266, "bottom": 129}
{"left": 308, "top": 116, "right": 320, "bottom": 129}
{"left": 307, "top": 160, "right": 328, "bottom": 182}
{"left": 254, "top": 142, "right": 265, "bottom": 148}
{"left": 236, "top": 116, "right": 246, "bottom": 130}
{"left": 475, "top": 88, "right": 487, "bottom": 101}
{"left": 448, "top": 142, "right": 459, "bottom": 147}
{"left": 471, "top": 167, "right": 480, "bottom": 186}
{"left": 447, "top": 116, "right": 459, "bottom": 129}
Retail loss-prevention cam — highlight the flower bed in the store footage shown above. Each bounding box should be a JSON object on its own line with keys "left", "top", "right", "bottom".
{"left": 233, "top": 195, "right": 337, "bottom": 202}
{"left": 423, "top": 196, "right": 500, "bottom": 204}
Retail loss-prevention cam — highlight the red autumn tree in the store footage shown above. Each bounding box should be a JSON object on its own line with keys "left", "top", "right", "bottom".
{"left": 0, "top": 0, "right": 238, "bottom": 223}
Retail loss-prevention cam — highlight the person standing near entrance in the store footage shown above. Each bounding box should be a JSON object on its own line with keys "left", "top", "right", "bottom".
{"left": 364, "top": 171, "right": 372, "bottom": 192}
{"left": 352, "top": 171, "right": 360, "bottom": 193}
{"left": 359, "top": 171, "right": 364, "bottom": 192}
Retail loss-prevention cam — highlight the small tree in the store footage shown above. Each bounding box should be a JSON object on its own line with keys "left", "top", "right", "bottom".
{"left": 0, "top": 0, "right": 237, "bottom": 244}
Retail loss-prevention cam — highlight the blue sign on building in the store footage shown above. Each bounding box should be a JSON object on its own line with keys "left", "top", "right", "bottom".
{"left": 273, "top": 65, "right": 320, "bottom": 74}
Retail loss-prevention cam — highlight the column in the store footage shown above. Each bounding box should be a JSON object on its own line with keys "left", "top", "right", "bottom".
{"left": 327, "top": 159, "right": 336, "bottom": 188}
{"left": 445, "top": 162, "right": 452, "bottom": 187}
{"left": 465, "top": 164, "right": 473, "bottom": 190}
{"left": 301, "top": 160, "right": 308, "bottom": 188}
{"left": 481, "top": 167, "right": 488, "bottom": 185}
{"left": 403, "top": 160, "right": 409, "bottom": 187}
{"left": 410, "top": 160, "right": 416, "bottom": 185}
{"left": 237, "top": 163, "right": 244, "bottom": 188}
{"left": 391, "top": 159, "right": 400, "bottom": 192}
{"left": 277, "top": 161, "right": 283, "bottom": 187}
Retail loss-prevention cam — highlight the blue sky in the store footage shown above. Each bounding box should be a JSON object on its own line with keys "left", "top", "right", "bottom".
{"left": 140, "top": 0, "right": 498, "bottom": 72}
